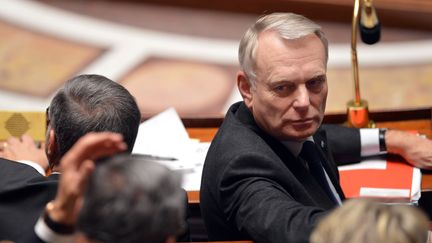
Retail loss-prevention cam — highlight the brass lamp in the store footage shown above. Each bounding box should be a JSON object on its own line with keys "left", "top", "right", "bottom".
{"left": 347, "top": 0, "right": 380, "bottom": 128}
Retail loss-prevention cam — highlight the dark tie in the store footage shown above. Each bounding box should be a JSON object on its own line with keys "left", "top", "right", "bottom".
{"left": 300, "top": 141, "right": 338, "bottom": 204}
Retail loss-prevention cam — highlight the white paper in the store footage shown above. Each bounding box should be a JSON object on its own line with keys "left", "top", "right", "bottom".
{"left": 131, "top": 108, "right": 209, "bottom": 190}
{"left": 360, "top": 188, "right": 410, "bottom": 198}
{"left": 132, "top": 107, "right": 190, "bottom": 157}
{"left": 338, "top": 158, "right": 387, "bottom": 171}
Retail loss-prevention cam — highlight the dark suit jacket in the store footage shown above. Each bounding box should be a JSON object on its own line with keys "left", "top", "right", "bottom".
{"left": 0, "top": 158, "right": 58, "bottom": 242}
{"left": 200, "top": 102, "right": 361, "bottom": 243}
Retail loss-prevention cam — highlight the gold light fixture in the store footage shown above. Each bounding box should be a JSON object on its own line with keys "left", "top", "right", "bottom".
{"left": 347, "top": 0, "right": 380, "bottom": 128}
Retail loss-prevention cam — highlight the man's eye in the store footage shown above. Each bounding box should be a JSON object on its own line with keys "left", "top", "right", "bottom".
{"left": 275, "top": 85, "right": 286, "bottom": 91}
{"left": 307, "top": 80, "right": 319, "bottom": 87}
{"left": 306, "top": 76, "right": 325, "bottom": 91}
{"left": 272, "top": 83, "right": 296, "bottom": 96}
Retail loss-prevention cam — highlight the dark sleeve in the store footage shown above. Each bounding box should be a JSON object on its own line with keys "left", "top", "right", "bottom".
{"left": 176, "top": 189, "right": 191, "bottom": 242}
{"left": 0, "top": 158, "right": 45, "bottom": 187}
{"left": 18, "top": 235, "right": 45, "bottom": 243}
{"left": 0, "top": 159, "right": 57, "bottom": 242}
{"left": 19, "top": 213, "right": 74, "bottom": 243}
{"left": 220, "top": 154, "right": 328, "bottom": 243}
{"left": 19, "top": 224, "right": 46, "bottom": 243}
{"left": 320, "top": 124, "right": 362, "bottom": 165}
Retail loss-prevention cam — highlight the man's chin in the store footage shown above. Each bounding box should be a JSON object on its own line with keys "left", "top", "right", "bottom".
{"left": 280, "top": 126, "right": 317, "bottom": 140}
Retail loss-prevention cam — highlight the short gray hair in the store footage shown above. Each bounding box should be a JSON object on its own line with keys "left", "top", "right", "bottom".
{"left": 238, "top": 12, "right": 328, "bottom": 86}
{"left": 78, "top": 154, "right": 185, "bottom": 243}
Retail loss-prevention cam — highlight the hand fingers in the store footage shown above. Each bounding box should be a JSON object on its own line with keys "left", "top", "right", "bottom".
{"left": 90, "top": 138, "right": 128, "bottom": 160}
{"left": 21, "top": 134, "right": 36, "bottom": 146}
{"left": 0, "top": 142, "right": 7, "bottom": 151}
{"left": 6, "top": 137, "right": 20, "bottom": 146}
{"left": 61, "top": 132, "right": 127, "bottom": 169}
{"left": 416, "top": 161, "right": 432, "bottom": 170}
{"left": 73, "top": 132, "right": 126, "bottom": 161}
{"left": 77, "top": 159, "right": 95, "bottom": 190}
{"left": 2, "top": 147, "right": 14, "bottom": 160}
{"left": 39, "top": 141, "right": 46, "bottom": 150}
{"left": 1, "top": 142, "right": 14, "bottom": 160}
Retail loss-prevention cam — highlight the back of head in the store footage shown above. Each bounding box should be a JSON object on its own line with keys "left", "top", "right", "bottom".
{"left": 77, "top": 155, "right": 185, "bottom": 243}
{"left": 238, "top": 12, "right": 328, "bottom": 86}
{"left": 310, "top": 198, "right": 429, "bottom": 243}
{"left": 48, "top": 74, "right": 141, "bottom": 158}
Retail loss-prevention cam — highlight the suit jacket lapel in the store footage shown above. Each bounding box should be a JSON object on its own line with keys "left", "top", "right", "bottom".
{"left": 234, "top": 102, "right": 337, "bottom": 208}
{"left": 271, "top": 139, "right": 337, "bottom": 209}
{"left": 313, "top": 132, "right": 346, "bottom": 200}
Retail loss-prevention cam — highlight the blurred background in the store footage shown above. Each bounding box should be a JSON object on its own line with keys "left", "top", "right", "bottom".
{"left": 0, "top": 0, "right": 431, "bottom": 118}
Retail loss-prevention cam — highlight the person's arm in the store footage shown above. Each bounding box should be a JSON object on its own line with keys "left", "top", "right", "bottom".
{"left": 323, "top": 125, "right": 432, "bottom": 169}
{"left": 33, "top": 213, "right": 74, "bottom": 243}
{"left": 320, "top": 124, "right": 361, "bottom": 164}
{"left": 385, "top": 129, "right": 432, "bottom": 169}
{"left": 33, "top": 132, "right": 127, "bottom": 242}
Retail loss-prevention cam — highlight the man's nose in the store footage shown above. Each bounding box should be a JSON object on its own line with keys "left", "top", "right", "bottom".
{"left": 293, "top": 85, "right": 311, "bottom": 109}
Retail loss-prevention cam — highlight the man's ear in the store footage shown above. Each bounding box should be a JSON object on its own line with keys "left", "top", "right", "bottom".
{"left": 46, "top": 129, "right": 55, "bottom": 155}
{"left": 237, "top": 71, "right": 253, "bottom": 109}
{"left": 46, "top": 129, "right": 59, "bottom": 166}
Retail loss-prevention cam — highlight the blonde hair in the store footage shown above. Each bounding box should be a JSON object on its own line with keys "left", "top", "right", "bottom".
{"left": 238, "top": 12, "right": 328, "bottom": 87}
{"left": 310, "top": 198, "right": 429, "bottom": 243}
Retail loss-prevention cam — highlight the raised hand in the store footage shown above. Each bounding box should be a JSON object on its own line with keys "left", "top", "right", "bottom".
{"left": 47, "top": 132, "right": 127, "bottom": 225}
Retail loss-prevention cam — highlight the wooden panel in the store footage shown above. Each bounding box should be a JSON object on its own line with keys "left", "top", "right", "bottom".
{"left": 0, "top": 20, "right": 104, "bottom": 96}
{"left": 112, "top": 0, "right": 432, "bottom": 30}
{"left": 120, "top": 58, "right": 236, "bottom": 117}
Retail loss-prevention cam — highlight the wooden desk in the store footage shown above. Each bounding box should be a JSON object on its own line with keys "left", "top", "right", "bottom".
{"left": 186, "top": 118, "right": 432, "bottom": 204}
{"left": 187, "top": 119, "right": 431, "bottom": 142}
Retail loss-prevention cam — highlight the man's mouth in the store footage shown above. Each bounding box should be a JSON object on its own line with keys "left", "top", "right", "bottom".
{"left": 290, "top": 118, "right": 315, "bottom": 128}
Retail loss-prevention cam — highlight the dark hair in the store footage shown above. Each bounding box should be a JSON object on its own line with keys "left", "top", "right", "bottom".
{"left": 78, "top": 155, "right": 185, "bottom": 243}
{"left": 48, "top": 74, "right": 140, "bottom": 160}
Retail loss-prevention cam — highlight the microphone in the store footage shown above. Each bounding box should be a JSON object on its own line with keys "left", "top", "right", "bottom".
{"left": 359, "top": 0, "right": 380, "bottom": 44}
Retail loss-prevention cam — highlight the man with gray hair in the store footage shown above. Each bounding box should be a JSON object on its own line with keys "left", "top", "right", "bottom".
{"left": 200, "top": 12, "right": 432, "bottom": 243}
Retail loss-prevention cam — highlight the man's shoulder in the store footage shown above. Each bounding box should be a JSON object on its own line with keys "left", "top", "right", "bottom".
{"left": 0, "top": 158, "right": 42, "bottom": 177}
{"left": 216, "top": 102, "right": 259, "bottom": 140}
{"left": 204, "top": 116, "right": 279, "bottom": 178}
{"left": 208, "top": 102, "right": 282, "bottom": 162}
{"left": 0, "top": 158, "right": 58, "bottom": 191}
{"left": 211, "top": 116, "right": 264, "bottom": 155}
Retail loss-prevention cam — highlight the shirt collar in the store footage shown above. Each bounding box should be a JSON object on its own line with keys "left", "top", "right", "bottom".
{"left": 282, "top": 136, "right": 314, "bottom": 157}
